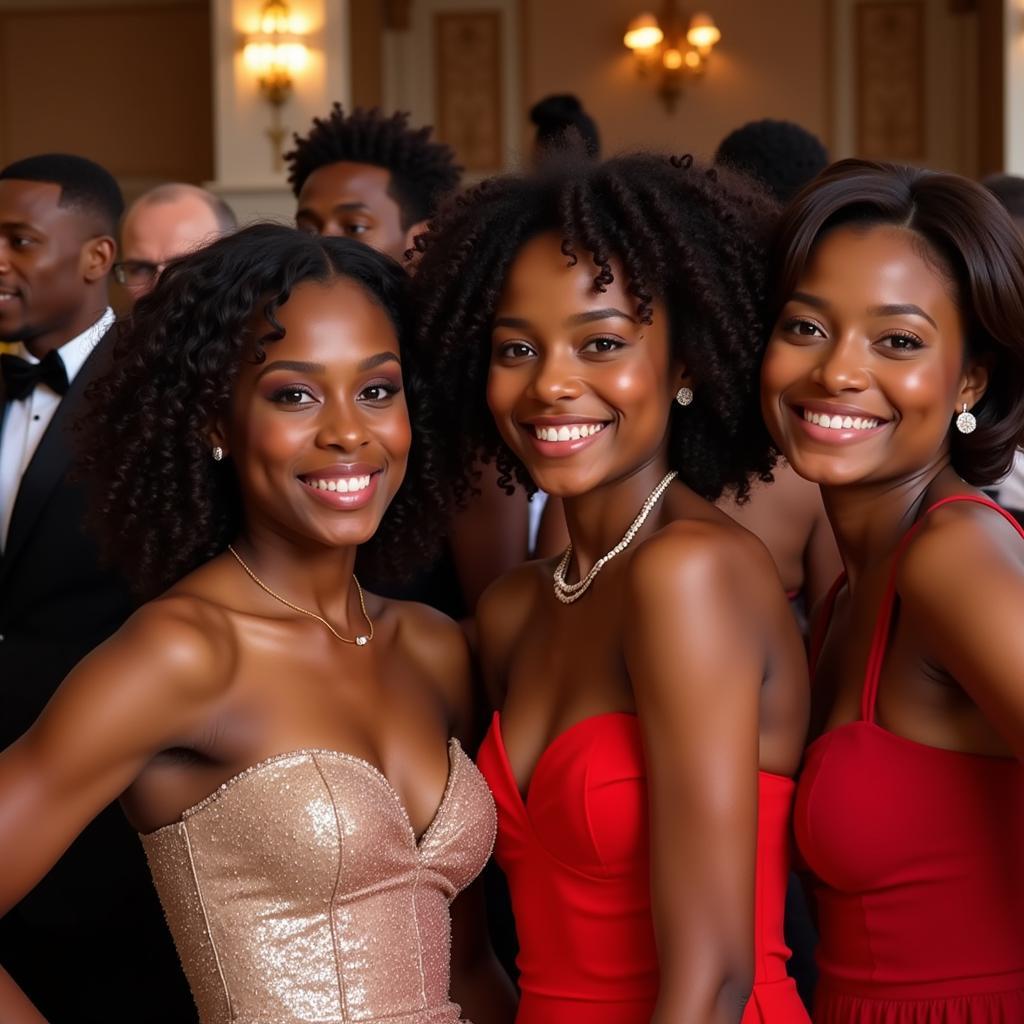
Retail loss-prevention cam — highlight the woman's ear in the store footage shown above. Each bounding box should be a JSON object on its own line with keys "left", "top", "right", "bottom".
{"left": 956, "top": 357, "right": 989, "bottom": 414}
{"left": 208, "top": 418, "right": 229, "bottom": 461}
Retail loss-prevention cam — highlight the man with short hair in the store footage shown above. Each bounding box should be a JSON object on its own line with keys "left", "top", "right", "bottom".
{"left": 0, "top": 154, "right": 193, "bottom": 1023}
{"left": 286, "top": 104, "right": 461, "bottom": 263}
{"left": 715, "top": 118, "right": 829, "bottom": 203}
{"left": 117, "top": 182, "right": 236, "bottom": 304}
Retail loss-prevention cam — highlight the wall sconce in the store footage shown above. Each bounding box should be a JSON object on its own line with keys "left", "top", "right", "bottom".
{"left": 243, "top": 0, "right": 310, "bottom": 172}
{"left": 624, "top": 4, "right": 721, "bottom": 112}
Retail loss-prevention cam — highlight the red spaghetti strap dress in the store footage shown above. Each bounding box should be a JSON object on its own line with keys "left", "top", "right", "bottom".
{"left": 796, "top": 496, "right": 1024, "bottom": 1023}
{"left": 476, "top": 710, "right": 808, "bottom": 1023}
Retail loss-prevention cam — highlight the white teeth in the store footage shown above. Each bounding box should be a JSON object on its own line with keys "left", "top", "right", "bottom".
{"left": 533, "top": 423, "right": 605, "bottom": 442}
{"left": 308, "top": 474, "right": 372, "bottom": 493}
{"left": 803, "top": 409, "right": 880, "bottom": 431}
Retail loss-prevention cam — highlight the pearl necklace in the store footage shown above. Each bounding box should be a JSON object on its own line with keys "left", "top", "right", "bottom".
{"left": 552, "top": 470, "right": 678, "bottom": 604}
{"left": 228, "top": 545, "right": 374, "bottom": 646}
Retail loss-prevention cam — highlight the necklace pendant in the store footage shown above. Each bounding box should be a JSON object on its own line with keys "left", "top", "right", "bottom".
{"left": 355, "top": 634, "right": 370, "bottom": 646}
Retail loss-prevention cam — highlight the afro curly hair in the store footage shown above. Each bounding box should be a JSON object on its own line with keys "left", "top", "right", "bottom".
{"left": 411, "top": 152, "right": 781, "bottom": 509}
{"left": 80, "top": 223, "right": 447, "bottom": 598}
{"left": 715, "top": 119, "right": 829, "bottom": 204}
{"left": 285, "top": 105, "right": 462, "bottom": 229}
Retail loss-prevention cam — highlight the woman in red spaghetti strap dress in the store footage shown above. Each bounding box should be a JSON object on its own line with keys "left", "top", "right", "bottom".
{"left": 761, "top": 160, "right": 1024, "bottom": 1022}
{"left": 415, "top": 154, "right": 811, "bottom": 1022}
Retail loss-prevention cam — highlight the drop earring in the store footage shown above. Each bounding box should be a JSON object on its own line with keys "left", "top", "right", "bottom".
{"left": 955, "top": 404, "right": 977, "bottom": 435}
{"left": 212, "top": 446, "right": 224, "bottom": 462}
{"left": 675, "top": 386, "right": 694, "bottom": 407}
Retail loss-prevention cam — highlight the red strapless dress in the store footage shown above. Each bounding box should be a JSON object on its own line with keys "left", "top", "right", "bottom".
{"left": 796, "top": 496, "right": 1024, "bottom": 1023}
{"left": 477, "top": 710, "right": 808, "bottom": 1023}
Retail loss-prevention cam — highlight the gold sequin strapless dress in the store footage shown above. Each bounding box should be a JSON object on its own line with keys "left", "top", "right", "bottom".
{"left": 140, "top": 739, "right": 495, "bottom": 1024}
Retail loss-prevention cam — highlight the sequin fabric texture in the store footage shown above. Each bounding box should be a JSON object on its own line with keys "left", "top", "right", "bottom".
{"left": 140, "top": 739, "right": 496, "bottom": 1024}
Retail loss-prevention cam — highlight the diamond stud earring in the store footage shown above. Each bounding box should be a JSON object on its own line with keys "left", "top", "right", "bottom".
{"left": 955, "top": 404, "right": 977, "bottom": 435}
{"left": 212, "top": 446, "right": 224, "bottom": 462}
{"left": 675, "top": 386, "right": 694, "bottom": 407}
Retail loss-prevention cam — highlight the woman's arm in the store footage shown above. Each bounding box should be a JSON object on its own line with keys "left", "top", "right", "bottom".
{"left": 450, "top": 459, "right": 530, "bottom": 614}
{"left": 900, "top": 507, "right": 1024, "bottom": 758}
{"left": 0, "top": 600, "right": 226, "bottom": 1021}
{"left": 449, "top": 881, "right": 518, "bottom": 1024}
{"left": 405, "top": 605, "right": 518, "bottom": 1022}
{"left": 624, "top": 525, "right": 764, "bottom": 1024}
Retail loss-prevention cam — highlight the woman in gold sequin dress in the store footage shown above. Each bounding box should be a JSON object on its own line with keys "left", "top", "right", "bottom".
{"left": 0, "top": 225, "right": 515, "bottom": 1024}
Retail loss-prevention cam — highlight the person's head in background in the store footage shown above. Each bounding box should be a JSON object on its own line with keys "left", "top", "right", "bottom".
{"left": 715, "top": 119, "right": 829, "bottom": 204}
{"left": 529, "top": 94, "right": 601, "bottom": 167}
{"left": 117, "top": 183, "right": 236, "bottom": 306}
{"left": 982, "top": 173, "right": 1024, "bottom": 233}
{"left": 0, "top": 153, "right": 122, "bottom": 356}
{"left": 286, "top": 105, "right": 462, "bottom": 264}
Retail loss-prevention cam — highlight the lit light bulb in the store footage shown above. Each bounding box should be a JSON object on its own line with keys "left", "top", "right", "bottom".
{"left": 686, "top": 12, "right": 721, "bottom": 54}
{"left": 624, "top": 13, "right": 664, "bottom": 51}
{"left": 684, "top": 49, "right": 702, "bottom": 69}
{"left": 662, "top": 48, "right": 684, "bottom": 70}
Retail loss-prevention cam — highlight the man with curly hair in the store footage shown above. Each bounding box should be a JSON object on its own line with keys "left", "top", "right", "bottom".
{"left": 0, "top": 154, "right": 193, "bottom": 1023}
{"left": 287, "top": 105, "right": 461, "bottom": 263}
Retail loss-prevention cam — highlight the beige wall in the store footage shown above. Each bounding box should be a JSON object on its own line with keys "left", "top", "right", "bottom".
{"left": 521, "top": 0, "right": 830, "bottom": 162}
{"left": 0, "top": 0, "right": 213, "bottom": 198}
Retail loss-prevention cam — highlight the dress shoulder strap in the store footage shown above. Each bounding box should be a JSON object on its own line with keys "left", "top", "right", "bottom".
{"left": 861, "top": 494, "right": 1024, "bottom": 722}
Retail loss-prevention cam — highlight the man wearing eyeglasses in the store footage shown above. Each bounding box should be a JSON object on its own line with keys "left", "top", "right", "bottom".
{"left": 116, "top": 183, "right": 235, "bottom": 305}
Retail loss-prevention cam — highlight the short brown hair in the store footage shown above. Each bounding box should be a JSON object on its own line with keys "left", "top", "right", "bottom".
{"left": 770, "top": 159, "right": 1024, "bottom": 487}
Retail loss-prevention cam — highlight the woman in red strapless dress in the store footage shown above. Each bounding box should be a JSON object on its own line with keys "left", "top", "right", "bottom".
{"left": 761, "top": 160, "right": 1024, "bottom": 1022}
{"left": 414, "top": 154, "right": 811, "bottom": 1022}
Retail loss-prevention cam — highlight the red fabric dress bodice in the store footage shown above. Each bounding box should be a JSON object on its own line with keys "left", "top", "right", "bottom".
{"left": 795, "top": 495, "right": 1024, "bottom": 1023}
{"left": 477, "top": 710, "right": 807, "bottom": 1023}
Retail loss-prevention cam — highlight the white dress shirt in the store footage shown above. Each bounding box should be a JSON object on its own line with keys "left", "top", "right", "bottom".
{"left": 0, "top": 307, "right": 115, "bottom": 548}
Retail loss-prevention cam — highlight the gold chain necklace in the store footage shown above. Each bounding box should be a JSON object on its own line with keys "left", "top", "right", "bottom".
{"left": 227, "top": 545, "right": 374, "bottom": 646}
{"left": 553, "top": 470, "right": 678, "bottom": 604}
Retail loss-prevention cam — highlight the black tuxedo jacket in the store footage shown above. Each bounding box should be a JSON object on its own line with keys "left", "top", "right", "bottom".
{"left": 0, "top": 330, "right": 134, "bottom": 742}
{"left": 0, "top": 328, "right": 195, "bottom": 1023}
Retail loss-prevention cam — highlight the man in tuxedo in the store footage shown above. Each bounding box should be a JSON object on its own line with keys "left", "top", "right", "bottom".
{"left": 0, "top": 154, "right": 193, "bottom": 1022}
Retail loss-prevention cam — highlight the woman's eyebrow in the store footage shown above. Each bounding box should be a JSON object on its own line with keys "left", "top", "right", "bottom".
{"left": 868, "top": 303, "right": 938, "bottom": 329}
{"left": 567, "top": 308, "right": 636, "bottom": 326}
{"left": 493, "top": 308, "right": 636, "bottom": 331}
{"left": 256, "top": 359, "right": 327, "bottom": 380}
{"left": 357, "top": 352, "right": 401, "bottom": 371}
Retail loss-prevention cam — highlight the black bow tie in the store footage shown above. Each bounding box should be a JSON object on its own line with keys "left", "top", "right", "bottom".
{"left": 1, "top": 349, "right": 70, "bottom": 400}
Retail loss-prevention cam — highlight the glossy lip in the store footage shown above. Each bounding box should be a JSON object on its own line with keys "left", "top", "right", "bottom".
{"left": 298, "top": 465, "right": 382, "bottom": 510}
{"left": 788, "top": 403, "right": 890, "bottom": 445}
{"left": 518, "top": 415, "right": 612, "bottom": 459}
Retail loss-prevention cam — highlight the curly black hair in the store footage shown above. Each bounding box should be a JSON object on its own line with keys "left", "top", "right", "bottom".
{"left": 80, "top": 223, "right": 446, "bottom": 598}
{"left": 412, "top": 152, "right": 780, "bottom": 507}
{"left": 285, "top": 105, "right": 463, "bottom": 228}
{"left": 773, "top": 159, "right": 1024, "bottom": 487}
{"left": 530, "top": 94, "right": 601, "bottom": 161}
{"left": 715, "top": 119, "right": 829, "bottom": 204}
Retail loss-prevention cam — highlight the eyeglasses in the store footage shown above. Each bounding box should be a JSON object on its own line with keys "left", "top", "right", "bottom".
{"left": 113, "top": 260, "right": 165, "bottom": 286}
